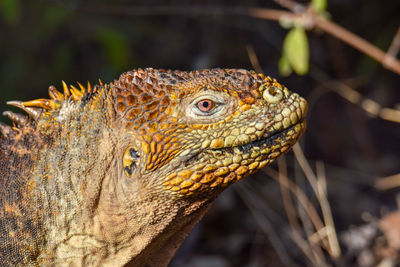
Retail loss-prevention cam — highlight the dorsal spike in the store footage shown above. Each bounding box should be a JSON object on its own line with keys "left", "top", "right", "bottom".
{"left": 87, "top": 82, "right": 92, "bottom": 93}
{"left": 22, "top": 99, "right": 59, "bottom": 110}
{"left": 0, "top": 122, "right": 12, "bottom": 136}
{"left": 77, "top": 82, "right": 86, "bottom": 94}
{"left": 48, "top": 85, "right": 64, "bottom": 101}
{"left": 70, "top": 85, "right": 83, "bottom": 100}
{"left": 62, "top": 81, "right": 70, "bottom": 99}
{"left": 6, "top": 101, "right": 42, "bottom": 120}
{"left": 3, "top": 111, "right": 29, "bottom": 126}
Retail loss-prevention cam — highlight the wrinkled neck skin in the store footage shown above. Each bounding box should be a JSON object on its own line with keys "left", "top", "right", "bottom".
{"left": 94, "top": 175, "right": 214, "bottom": 267}
{"left": 34, "top": 92, "right": 216, "bottom": 266}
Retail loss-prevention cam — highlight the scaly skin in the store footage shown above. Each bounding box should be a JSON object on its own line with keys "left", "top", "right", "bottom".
{"left": 0, "top": 68, "right": 307, "bottom": 266}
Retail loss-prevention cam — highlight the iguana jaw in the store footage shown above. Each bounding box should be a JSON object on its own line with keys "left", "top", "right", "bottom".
{"left": 181, "top": 120, "right": 305, "bottom": 169}
{"left": 235, "top": 119, "right": 306, "bottom": 153}
{"left": 162, "top": 91, "right": 307, "bottom": 197}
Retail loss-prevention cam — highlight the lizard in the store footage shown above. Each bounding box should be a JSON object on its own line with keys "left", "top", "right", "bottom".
{"left": 0, "top": 68, "right": 307, "bottom": 266}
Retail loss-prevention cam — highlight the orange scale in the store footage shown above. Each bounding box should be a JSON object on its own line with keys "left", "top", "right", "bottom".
{"left": 126, "top": 95, "right": 137, "bottom": 106}
{"left": 200, "top": 173, "right": 215, "bottom": 184}
{"left": 116, "top": 103, "right": 126, "bottom": 112}
{"left": 144, "top": 110, "right": 159, "bottom": 121}
{"left": 143, "top": 101, "right": 159, "bottom": 111}
{"left": 150, "top": 141, "right": 157, "bottom": 154}
{"left": 126, "top": 108, "right": 141, "bottom": 120}
{"left": 235, "top": 166, "right": 249, "bottom": 176}
{"left": 188, "top": 183, "right": 201, "bottom": 192}
{"left": 139, "top": 93, "right": 153, "bottom": 103}
{"left": 210, "top": 177, "right": 223, "bottom": 188}
{"left": 153, "top": 133, "right": 164, "bottom": 143}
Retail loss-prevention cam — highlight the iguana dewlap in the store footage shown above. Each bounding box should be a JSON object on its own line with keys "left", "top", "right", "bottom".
{"left": 0, "top": 68, "right": 307, "bottom": 266}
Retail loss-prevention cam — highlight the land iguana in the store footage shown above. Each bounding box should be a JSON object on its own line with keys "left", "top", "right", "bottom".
{"left": 0, "top": 68, "right": 307, "bottom": 266}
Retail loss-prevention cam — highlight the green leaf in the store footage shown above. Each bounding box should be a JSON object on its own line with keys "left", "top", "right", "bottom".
{"left": 283, "top": 27, "right": 309, "bottom": 75}
{"left": 278, "top": 53, "right": 292, "bottom": 76}
{"left": 0, "top": 0, "right": 21, "bottom": 25}
{"left": 311, "top": 0, "right": 327, "bottom": 13}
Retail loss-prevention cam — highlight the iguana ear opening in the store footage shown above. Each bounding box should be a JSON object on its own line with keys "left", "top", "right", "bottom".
{"left": 123, "top": 146, "right": 140, "bottom": 176}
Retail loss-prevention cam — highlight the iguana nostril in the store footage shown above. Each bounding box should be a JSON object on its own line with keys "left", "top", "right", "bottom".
{"left": 262, "top": 85, "right": 283, "bottom": 103}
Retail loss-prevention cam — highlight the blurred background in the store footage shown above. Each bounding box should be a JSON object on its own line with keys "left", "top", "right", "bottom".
{"left": 0, "top": 0, "right": 399, "bottom": 266}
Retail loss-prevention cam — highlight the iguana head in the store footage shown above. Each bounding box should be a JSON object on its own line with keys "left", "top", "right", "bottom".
{"left": 112, "top": 68, "right": 307, "bottom": 198}
{"left": 1, "top": 68, "right": 307, "bottom": 266}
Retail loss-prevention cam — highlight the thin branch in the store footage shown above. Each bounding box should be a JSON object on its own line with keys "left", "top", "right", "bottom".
{"left": 310, "top": 67, "right": 400, "bottom": 123}
{"left": 262, "top": 168, "right": 326, "bottom": 243}
{"left": 80, "top": 4, "right": 288, "bottom": 22}
{"left": 246, "top": 45, "right": 264, "bottom": 74}
{"left": 292, "top": 144, "right": 340, "bottom": 257}
{"left": 277, "top": 157, "right": 303, "bottom": 238}
{"left": 375, "top": 173, "right": 400, "bottom": 190}
{"left": 316, "top": 161, "right": 341, "bottom": 258}
{"left": 386, "top": 27, "right": 400, "bottom": 59}
{"left": 272, "top": 0, "right": 305, "bottom": 13}
{"left": 314, "top": 17, "right": 400, "bottom": 75}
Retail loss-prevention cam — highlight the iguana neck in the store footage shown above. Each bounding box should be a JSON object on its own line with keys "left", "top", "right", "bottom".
{"left": 91, "top": 177, "right": 214, "bottom": 266}
{"left": 31, "top": 85, "right": 216, "bottom": 266}
{"left": 27, "top": 86, "right": 117, "bottom": 264}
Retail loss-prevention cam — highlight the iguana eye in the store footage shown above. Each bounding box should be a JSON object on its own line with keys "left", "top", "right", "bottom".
{"left": 196, "top": 99, "right": 215, "bottom": 112}
{"left": 186, "top": 93, "right": 231, "bottom": 121}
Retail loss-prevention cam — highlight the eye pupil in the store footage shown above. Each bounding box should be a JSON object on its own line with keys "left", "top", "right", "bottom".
{"left": 197, "top": 99, "right": 214, "bottom": 112}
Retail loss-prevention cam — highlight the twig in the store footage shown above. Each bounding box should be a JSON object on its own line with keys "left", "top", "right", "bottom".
{"left": 272, "top": 0, "right": 305, "bottom": 13}
{"left": 81, "top": 4, "right": 289, "bottom": 21}
{"left": 293, "top": 144, "right": 319, "bottom": 194}
{"left": 277, "top": 157, "right": 303, "bottom": 238}
{"left": 314, "top": 17, "right": 400, "bottom": 75}
{"left": 262, "top": 168, "right": 326, "bottom": 243}
{"left": 375, "top": 173, "right": 400, "bottom": 190}
{"left": 293, "top": 144, "right": 342, "bottom": 257}
{"left": 316, "top": 161, "right": 341, "bottom": 258}
{"left": 310, "top": 67, "right": 400, "bottom": 123}
{"left": 296, "top": 191, "right": 328, "bottom": 265}
{"left": 384, "top": 27, "right": 400, "bottom": 69}
{"left": 246, "top": 45, "right": 263, "bottom": 74}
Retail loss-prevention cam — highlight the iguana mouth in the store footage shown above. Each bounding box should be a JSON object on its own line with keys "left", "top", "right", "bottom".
{"left": 182, "top": 121, "right": 302, "bottom": 164}
{"left": 237, "top": 119, "right": 305, "bottom": 153}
